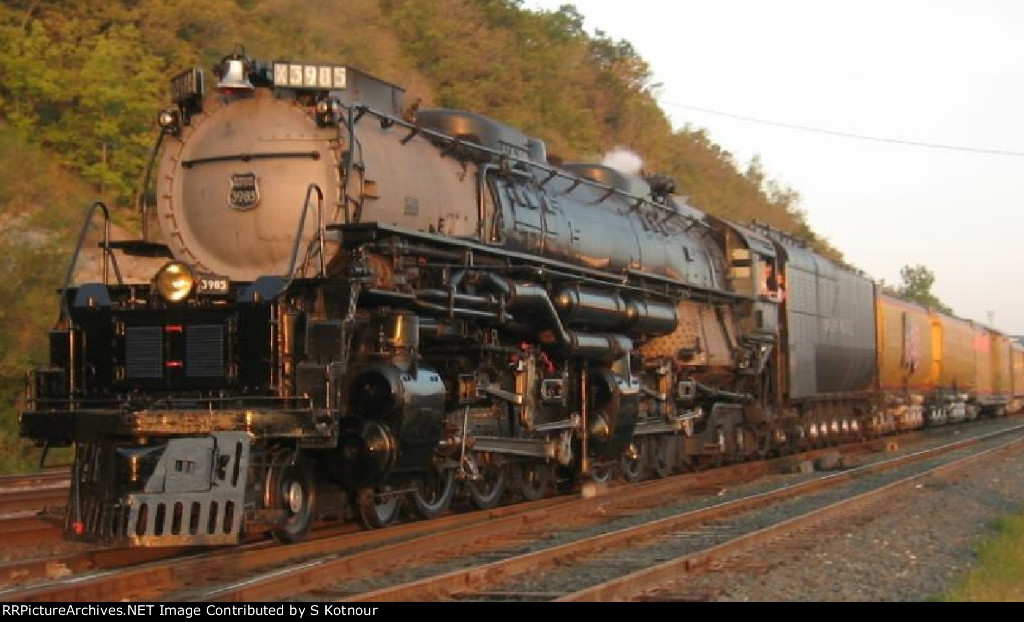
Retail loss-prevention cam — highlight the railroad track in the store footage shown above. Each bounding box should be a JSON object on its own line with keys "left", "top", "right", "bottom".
{"left": 1, "top": 417, "right": 1020, "bottom": 602}
{"left": 323, "top": 424, "right": 1024, "bottom": 602}
{"left": 0, "top": 513, "right": 63, "bottom": 548}
{"left": 555, "top": 432, "right": 1024, "bottom": 602}
{"left": 0, "top": 469, "right": 69, "bottom": 512}
{"left": 0, "top": 469, "right": 70, "bottom": 548}
{"left": 0, "top": 469, "right": 69, "bottom": 489}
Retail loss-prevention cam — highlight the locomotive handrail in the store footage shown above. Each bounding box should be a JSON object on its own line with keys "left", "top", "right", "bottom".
{"left": 341, "top": 104, "right": 360, "bottom": 224}
{"left": 181, "top": 151, "right": 320, "bottom": 169}
{"left": 283, "top": 183, "right": 327, "bottom": 283}
{"left": 135, "top": 128, "right": 167, "bottom": 242}
{"left": 336, "top": 221, "right": 750, "bottom": 304}
{"left": 59, "top": 200, "right": 124, "bottom": 320}
{"left": 21, "top": 392, "right": 318, "bottom": 412}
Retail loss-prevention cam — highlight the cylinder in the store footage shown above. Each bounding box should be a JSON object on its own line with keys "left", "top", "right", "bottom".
{"left": 555, "top": 285, "right": 629, "bottom": 330}
{"left": 624, "top": 299, "right": 678, "bottom": 336}
{"left": 567, "top": 333, "right": 633, "bottom": 362}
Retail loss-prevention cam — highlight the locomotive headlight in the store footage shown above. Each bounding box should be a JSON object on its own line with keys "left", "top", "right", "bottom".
{"left": 155, "top": 262, "right": 196, "bottom": 303}
{"left": 157, "top": 109, "right": 181, "bottom": 135}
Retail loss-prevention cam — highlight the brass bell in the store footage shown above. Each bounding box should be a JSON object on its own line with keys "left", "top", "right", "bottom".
{"left": 216, "top": 57, "right": 253, "bottom": 93}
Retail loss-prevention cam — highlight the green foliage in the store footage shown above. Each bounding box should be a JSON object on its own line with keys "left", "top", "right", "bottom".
{"left": 382, "top": 0, "right": 665, "bottom": 158}
{"left": 0, "top": 6, "right": 167, "bottom": 206}
{"left": 0, "top": 16, "right": 62, "bottom": 135}
{"left": 897, "top": 264, "right": 953, "bottom": 315}
{"left": 935, "top": 513, "right": 1024, "bottom": 601}
{"left": 0, "top": 127, "right": 89, "bottom": 473}
{"left": 132, "top": 0, "right": 248, "bottom": 69}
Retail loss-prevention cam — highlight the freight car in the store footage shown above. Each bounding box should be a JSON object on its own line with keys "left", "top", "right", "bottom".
{"left": 18, "top": 48, "right": 1023, "bottom": 547}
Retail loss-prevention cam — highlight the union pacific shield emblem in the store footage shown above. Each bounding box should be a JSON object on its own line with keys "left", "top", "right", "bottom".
{"left": 228, "top": 172, "right": 260, "bottom": 211}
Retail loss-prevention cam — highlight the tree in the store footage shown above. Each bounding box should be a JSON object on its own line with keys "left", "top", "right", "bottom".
{"left": 0, "top": 128, "right": 85, "bottom": 473}
{"left": 896, "top": 264, "right": 953, "bottom": 315}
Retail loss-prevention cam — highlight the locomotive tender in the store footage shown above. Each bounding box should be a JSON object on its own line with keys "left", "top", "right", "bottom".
{"left": 18, "top": 49, "right": 1024, "bottom": 547}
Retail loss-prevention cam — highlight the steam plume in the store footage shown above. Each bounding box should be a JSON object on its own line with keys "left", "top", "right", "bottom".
{"left": 602, "top": 147, "right": 643, "bottom": 176}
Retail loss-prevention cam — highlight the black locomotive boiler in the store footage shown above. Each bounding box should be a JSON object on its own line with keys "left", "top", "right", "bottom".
{"left": 19, "top": 48, "right": 1015, "bottom": 548}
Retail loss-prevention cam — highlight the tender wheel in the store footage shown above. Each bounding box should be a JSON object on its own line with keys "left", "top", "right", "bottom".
{"left": 466, "top": 461, "right": 508, "bottom": 510}
{"left": 620, "top": 447, "right": 643, "bottom": 483}
{"left": 356, "top": 485, "right": 401, "bottom": 529}
{"left": 409, "top": 468, "right": 456, "bottom": 519}
{"left": 514, "top": 462, "right": 551, "bottom": 501}
{"left": 268, "top": 454, "right": 316, "bottom": 545}
{"left": 589, "top": 461, "right": 614, "bottom": 483}
{"left": 651, "top": 435, "right": 677, "bottom": 478}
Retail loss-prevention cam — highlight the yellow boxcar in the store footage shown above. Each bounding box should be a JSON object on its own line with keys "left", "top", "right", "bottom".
{"left": 1010, "top": 340, "right": 1024, "bottom": 414}
{"left": 985, "top": 328, "right": 1011, "bottom": 415}
{"left": 929, "top": 311, "right": 976, "bottom": 423}
{"left": 971, "top": 322, "right": 994, "bottom": 416}
{"left": 875, "top": 293, "right": 934, "bottom": 431}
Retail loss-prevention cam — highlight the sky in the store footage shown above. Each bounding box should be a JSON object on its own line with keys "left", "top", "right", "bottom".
{"left": 523, "top": 0, "right": 1024, "bottom": 336}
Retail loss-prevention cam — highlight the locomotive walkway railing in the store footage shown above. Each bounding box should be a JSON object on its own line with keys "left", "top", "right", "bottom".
{"left": 59, "top": 200, "right": 124, "bottom": 320}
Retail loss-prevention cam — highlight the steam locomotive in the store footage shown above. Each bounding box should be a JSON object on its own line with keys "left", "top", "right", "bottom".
{"left": 18, "top": 48, "right": 1023, "bottom": 547}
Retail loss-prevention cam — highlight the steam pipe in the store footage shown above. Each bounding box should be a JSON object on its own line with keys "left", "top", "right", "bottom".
{"left": 487, "top": 275, "right": 632, "bottom": 362}
{"left": 416, "top": 288, "right": 496, "bottom": 308}
{"left": 362, "top": 287, "right": 501, "bottom": 321}
{"left": 411, "top": 299, "right": 499, "bottom": 321}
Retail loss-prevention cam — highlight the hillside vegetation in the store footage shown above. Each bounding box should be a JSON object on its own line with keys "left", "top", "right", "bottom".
{"left": 0, "top": 0, "right": 832, "bottom": 472}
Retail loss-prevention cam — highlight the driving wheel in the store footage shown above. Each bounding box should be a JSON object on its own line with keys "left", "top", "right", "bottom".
{"left": 410, "top": 468, "right": 456, "bottom": 519}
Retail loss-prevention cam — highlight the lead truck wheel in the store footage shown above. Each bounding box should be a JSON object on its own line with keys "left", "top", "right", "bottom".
{"left": 268, "top": 454, "right": 316, "bottom": 545}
